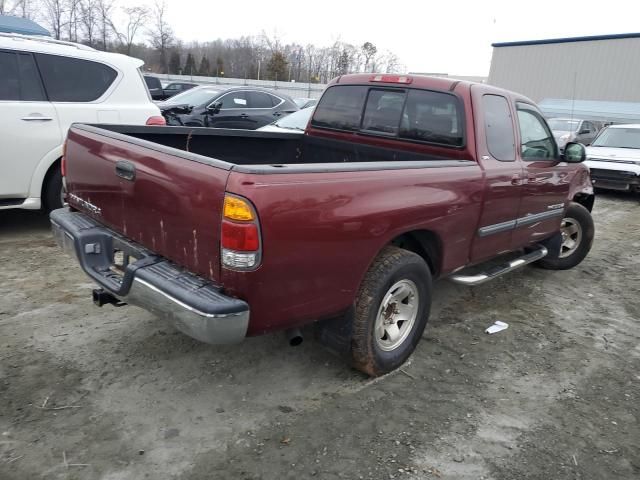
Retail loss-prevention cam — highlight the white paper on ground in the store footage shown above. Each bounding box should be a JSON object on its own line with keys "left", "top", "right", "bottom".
{"left": 485, "top": 320, "right": 509, "bottom": 334}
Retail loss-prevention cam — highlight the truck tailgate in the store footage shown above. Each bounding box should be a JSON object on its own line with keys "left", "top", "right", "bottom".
{"left": 64, "top": 125, "right": 230, "bottom": 282}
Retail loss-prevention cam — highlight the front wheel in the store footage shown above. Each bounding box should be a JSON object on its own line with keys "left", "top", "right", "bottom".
{"left": 537, "top": 202, "right": 594, "bottom": 270}
{"left": 351, "top": 246, "right": 432, "bottom": 377}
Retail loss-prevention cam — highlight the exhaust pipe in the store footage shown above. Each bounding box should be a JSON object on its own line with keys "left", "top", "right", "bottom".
{"left": 286, "top": 328, "right": 303, "bottom": 346}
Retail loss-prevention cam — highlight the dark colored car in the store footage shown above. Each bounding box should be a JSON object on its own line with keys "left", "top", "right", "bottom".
{"left": 52, "top": 74, "right": 595, "bottom": 376}
{"left": 162, "top": 82, "right": 198, "bottom": 99}
{"left": 158, "top": 85, "right": 299, "bottom": 129}
{"left": 143, "top": 75, "right": 164, "bottom": 100}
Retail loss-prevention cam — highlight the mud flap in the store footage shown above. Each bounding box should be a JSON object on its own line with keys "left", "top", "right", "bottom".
{"left": 314, "top": 306, "right": 355, "bottom": 359}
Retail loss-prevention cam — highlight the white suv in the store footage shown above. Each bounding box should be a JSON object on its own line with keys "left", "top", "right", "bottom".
{"left": 0, "top": 33, "right": 164, "bottom": 211}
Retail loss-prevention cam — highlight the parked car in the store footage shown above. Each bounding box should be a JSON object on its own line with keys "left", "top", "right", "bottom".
{"left": 548, "top": 117, "right": 602, "bottom": 151}
{"left": 143, "top": 75, "right": 164, "bottom": 100}
{"left": 51, "top": 74, "right": 594, "bottom": 376}
{"left": 584, "top": 124, "right": 640, "bottom": 192}
{"left": 161, "top": 81, "right": 198, "bottom": 99}
{"left": 0, "top": 32, "right": 164, "bottom": 212}
{"left": 293, "top": 97, "right": 318, "bottom": 109}
{"left": 158, "top": 85, "right": 299, "bottom": 129}
{"left": 257, "top": 106, "right": 313, "bottom": 133}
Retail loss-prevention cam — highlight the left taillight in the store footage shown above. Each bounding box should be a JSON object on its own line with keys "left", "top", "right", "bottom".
{"left": 146, "top": 115, "right": 166, "bottom": 126}
{"left": 221, "top": 194, "right": 262, "bottom": 270}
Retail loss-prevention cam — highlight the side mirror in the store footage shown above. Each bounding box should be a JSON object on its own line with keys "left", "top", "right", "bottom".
{"left": 564, "top": 142, "right": 586, "bottom": 163}
{"left": 207, "top": 102, "right": 222, "bottom": 114}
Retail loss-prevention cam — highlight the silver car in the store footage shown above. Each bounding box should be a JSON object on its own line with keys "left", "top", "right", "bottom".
{"left": 549, "top": 118, "right": 602, "bottom": 151}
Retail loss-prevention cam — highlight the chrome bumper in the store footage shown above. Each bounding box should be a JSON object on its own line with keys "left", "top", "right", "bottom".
{"left": 50, "top": 208, "right": 249, "bottom": 345}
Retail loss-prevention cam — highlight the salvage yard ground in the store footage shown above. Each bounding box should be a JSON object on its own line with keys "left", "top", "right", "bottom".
{"left": 1, "top": 194, "right": 638, "bottom": 480}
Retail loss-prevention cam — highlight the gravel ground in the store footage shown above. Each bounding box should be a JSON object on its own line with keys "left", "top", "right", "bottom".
{"left": 0, "top": 193, "right": 638, "bottom": 480}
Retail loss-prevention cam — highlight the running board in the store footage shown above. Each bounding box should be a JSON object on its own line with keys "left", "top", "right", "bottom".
{"left": 449, "top": 246, "right": 548, "bottom": 286}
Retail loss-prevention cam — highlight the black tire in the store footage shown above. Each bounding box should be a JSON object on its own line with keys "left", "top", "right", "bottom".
{"left": 537, "top": 202, "right": 594, "bottom": 270}
{"left": 351, "top": 246, "right": 432, "bottom": 377}
{"left": 43, "top": 166, "right": 63, "bottom": 212}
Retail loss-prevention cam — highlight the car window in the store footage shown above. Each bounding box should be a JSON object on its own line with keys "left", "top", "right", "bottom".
{"left": 220, "top": 91, "right": 248, "bottom": 109}
{"left": 311, "top": 85, "right": 368, "bottom": 131}
{"left": 582, "top": 121, "right": 595, "bottom": 133}
{"left": 36, "top": 53, "right": 117, "bottom": 102}
{"left": 144, "top": 76, "right": 161, "bottom": 89}
{"left": 399, "top": 89, "right": 463, "bottom": 146}
{"left": 482, "top": 94, "right": 515, "bottom": 161}
{"left": 165, "top": 84, "right": 179, "bottom": 90}
{"left": 18, "top": 53, "right": 46, "bottom": 101}
{"left": 0, "top": 51, "right": 20, "bottom": 100}
{"left": 362, "top": 89, "right": 405, "bottom": 135}
{"left": 247, "top": 91, "right": 274, "bottom": 109}
{"left": 516, "top": 104, "right": 557, "bottom": 160}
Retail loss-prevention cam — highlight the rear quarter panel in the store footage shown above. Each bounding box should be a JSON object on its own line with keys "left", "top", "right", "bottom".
{"left": 225, "top": 165, "right": 484, "bottom": 335}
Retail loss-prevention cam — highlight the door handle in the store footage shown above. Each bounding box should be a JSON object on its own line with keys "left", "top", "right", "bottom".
{"left": 115, "top": 160, "right": 136, "bottom": 181}
{"left": 272, "top": 111, "right": 282, "bottom": 117}
{"left": 21, "top": 116, "right": 53, "bottom": 121}
{"left": 239, "top": 114, "right": 249, "bottom": 119}
{"left": 527, "top": 175, "right": 536, "bottom": 184}
{"left": 511, "top": 174, "right": 522, "bottom": 186}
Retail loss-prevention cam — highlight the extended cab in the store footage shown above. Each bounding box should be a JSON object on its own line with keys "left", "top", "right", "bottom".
{"left": 51, "top": 74, "right": 595, "bottom": 376}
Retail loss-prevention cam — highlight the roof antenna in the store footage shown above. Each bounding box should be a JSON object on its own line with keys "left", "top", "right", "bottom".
{"left": 570, "top": 71, "right": 577, "bottom": 125}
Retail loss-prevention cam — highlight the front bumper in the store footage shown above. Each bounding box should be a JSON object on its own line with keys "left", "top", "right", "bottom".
{"left": 50, "top": 208, "right": 249, "bottom": 344}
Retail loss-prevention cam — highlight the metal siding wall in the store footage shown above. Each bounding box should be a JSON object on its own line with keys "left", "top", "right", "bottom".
{"left": 488, "top": 38, "right": 640, "bottom": 102}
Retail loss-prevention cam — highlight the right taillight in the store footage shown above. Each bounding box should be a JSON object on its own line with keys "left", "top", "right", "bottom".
{"left": 221, "top": 194, "right": 261, "bottom": 270}
{"left": 146, "top": 115, "right": 166, "bottom": 126}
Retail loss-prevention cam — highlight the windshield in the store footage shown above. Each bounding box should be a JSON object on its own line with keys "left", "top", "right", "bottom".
{"left": 272, "top": 108, "right": 314, "bottom": 130}
{"left": 548, "top": 119, "right": 579, "bottom": 132}
{"left": 591, "top": 128, "right": 640, "bottom": 149}
{"left": 162, "top": 87, "right": 220, "bottom": 107}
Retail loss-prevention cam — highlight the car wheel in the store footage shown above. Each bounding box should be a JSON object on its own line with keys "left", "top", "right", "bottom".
{"left": 537, "top": 202, "right": 594, "bottom": 270}
{"left": 351, "top": 246, "right": 432, "bottom": 377}
{"left": 43, "top": 166, "right": 64, "bottom": 212}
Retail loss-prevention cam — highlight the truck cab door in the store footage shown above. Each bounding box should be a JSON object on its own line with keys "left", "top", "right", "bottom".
{"left": 511, "top": 102, "right": 568, "bottom": 249}
{"left": 469, "top": 87, "right": 523, "bottom": 263}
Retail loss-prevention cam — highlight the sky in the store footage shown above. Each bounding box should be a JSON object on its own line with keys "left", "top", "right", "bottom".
{"left": 145, "top": 0, "right": 640, "bottom": 76}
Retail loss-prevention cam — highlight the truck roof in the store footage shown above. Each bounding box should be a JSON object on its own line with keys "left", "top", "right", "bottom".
{"left": 330, "top": 73, "right": 535, "bottom": 105}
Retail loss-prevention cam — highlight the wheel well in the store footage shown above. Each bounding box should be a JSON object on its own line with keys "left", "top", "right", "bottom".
{"left": 42, "top": 158, "right": 62, "bottom": 196}
{"left": 573, "top": 193, "right": 594, "bottom": 212}
{"left": 389, "top": 230, "right": 442, "bottom": 277}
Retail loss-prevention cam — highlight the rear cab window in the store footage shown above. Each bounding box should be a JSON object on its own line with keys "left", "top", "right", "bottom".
{"left": 311, "top": 84, "right": 464, "bottom": 148}
{"left": 36, "top": 53, "right": 117, "bottom": 102}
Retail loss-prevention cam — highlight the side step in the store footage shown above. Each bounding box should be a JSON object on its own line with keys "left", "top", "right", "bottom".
{"left": 449, "top": 246, "right": 548, "bottom": 286}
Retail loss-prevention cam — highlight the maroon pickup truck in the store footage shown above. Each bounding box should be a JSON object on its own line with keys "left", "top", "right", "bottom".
{"left": 51, "top": 74, "right": 595, "bottom": 376}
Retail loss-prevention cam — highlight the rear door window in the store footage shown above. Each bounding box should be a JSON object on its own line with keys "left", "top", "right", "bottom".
{"left": 36, "top": 53, "right": 117, "bottom": 102}
{"left": 399, "top": 90, "right": 463, "bottom": 146}
{"left": 0, "top": 51, "right": 20, "bottom": 100}
{"left": 362, "top": 89, "right": 405, "bottom": 135}
{"left": 247, "top": 91, "right": 274, "bottom": 109}
{"left": 311, "top": 85, "right": 368, "bottom": 131}
{"left": 482, "top": 94, "right": 515, "bottom": 161}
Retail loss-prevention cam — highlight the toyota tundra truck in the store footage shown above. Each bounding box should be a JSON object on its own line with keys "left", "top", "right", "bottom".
{"left": 51, "top": 74, "right": 595, "bottom": 376}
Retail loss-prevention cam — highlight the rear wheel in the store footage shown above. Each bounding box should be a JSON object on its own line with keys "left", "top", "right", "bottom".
{"left": 351, "top": 246, "right": 432, "bottom": 377}
{"left": 537, "top": 202, "right": 594, "bottom": 270}
{"left": 43, "top": 166, "right": 64, "bottom": 212}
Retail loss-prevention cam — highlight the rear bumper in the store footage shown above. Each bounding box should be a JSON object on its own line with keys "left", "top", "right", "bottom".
{"left": 50, "top": 208, "right": 249, "bottom": 344}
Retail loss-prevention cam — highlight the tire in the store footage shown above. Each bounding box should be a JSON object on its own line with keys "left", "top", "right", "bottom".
{"left": 537, "top": 202, "right": 594, "bottom": 270}
{"left": 351, "top": 246, "right": 432, "bottom": 377}
{"left": 43, "top": 166, "right": 64, "bottom": 212}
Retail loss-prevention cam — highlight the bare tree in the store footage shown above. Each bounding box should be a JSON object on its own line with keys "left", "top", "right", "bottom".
{"left": 66, "top": 0, "right": 81, "bottom": 42}
{"left": 41, "top": 0, "right": 67, "bottom": 39}
{"left": 96, "top": 0, "right": 115, "bottom": 50}
{"left": 79, "top": 0, "right": 99, "bottom": 46}
{"left": 148, "top": 0, "right": 174, "bottom": 73}
{"left": 361, "top": 42, "right": 378, "bottom": 72}
{"left": 114, "top": 6, "right": 148, "bottom": 55}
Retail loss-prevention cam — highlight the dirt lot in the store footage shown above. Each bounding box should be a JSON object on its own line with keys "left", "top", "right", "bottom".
{"left": 0, "top": 193, "right": 638, "bottom": 480}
